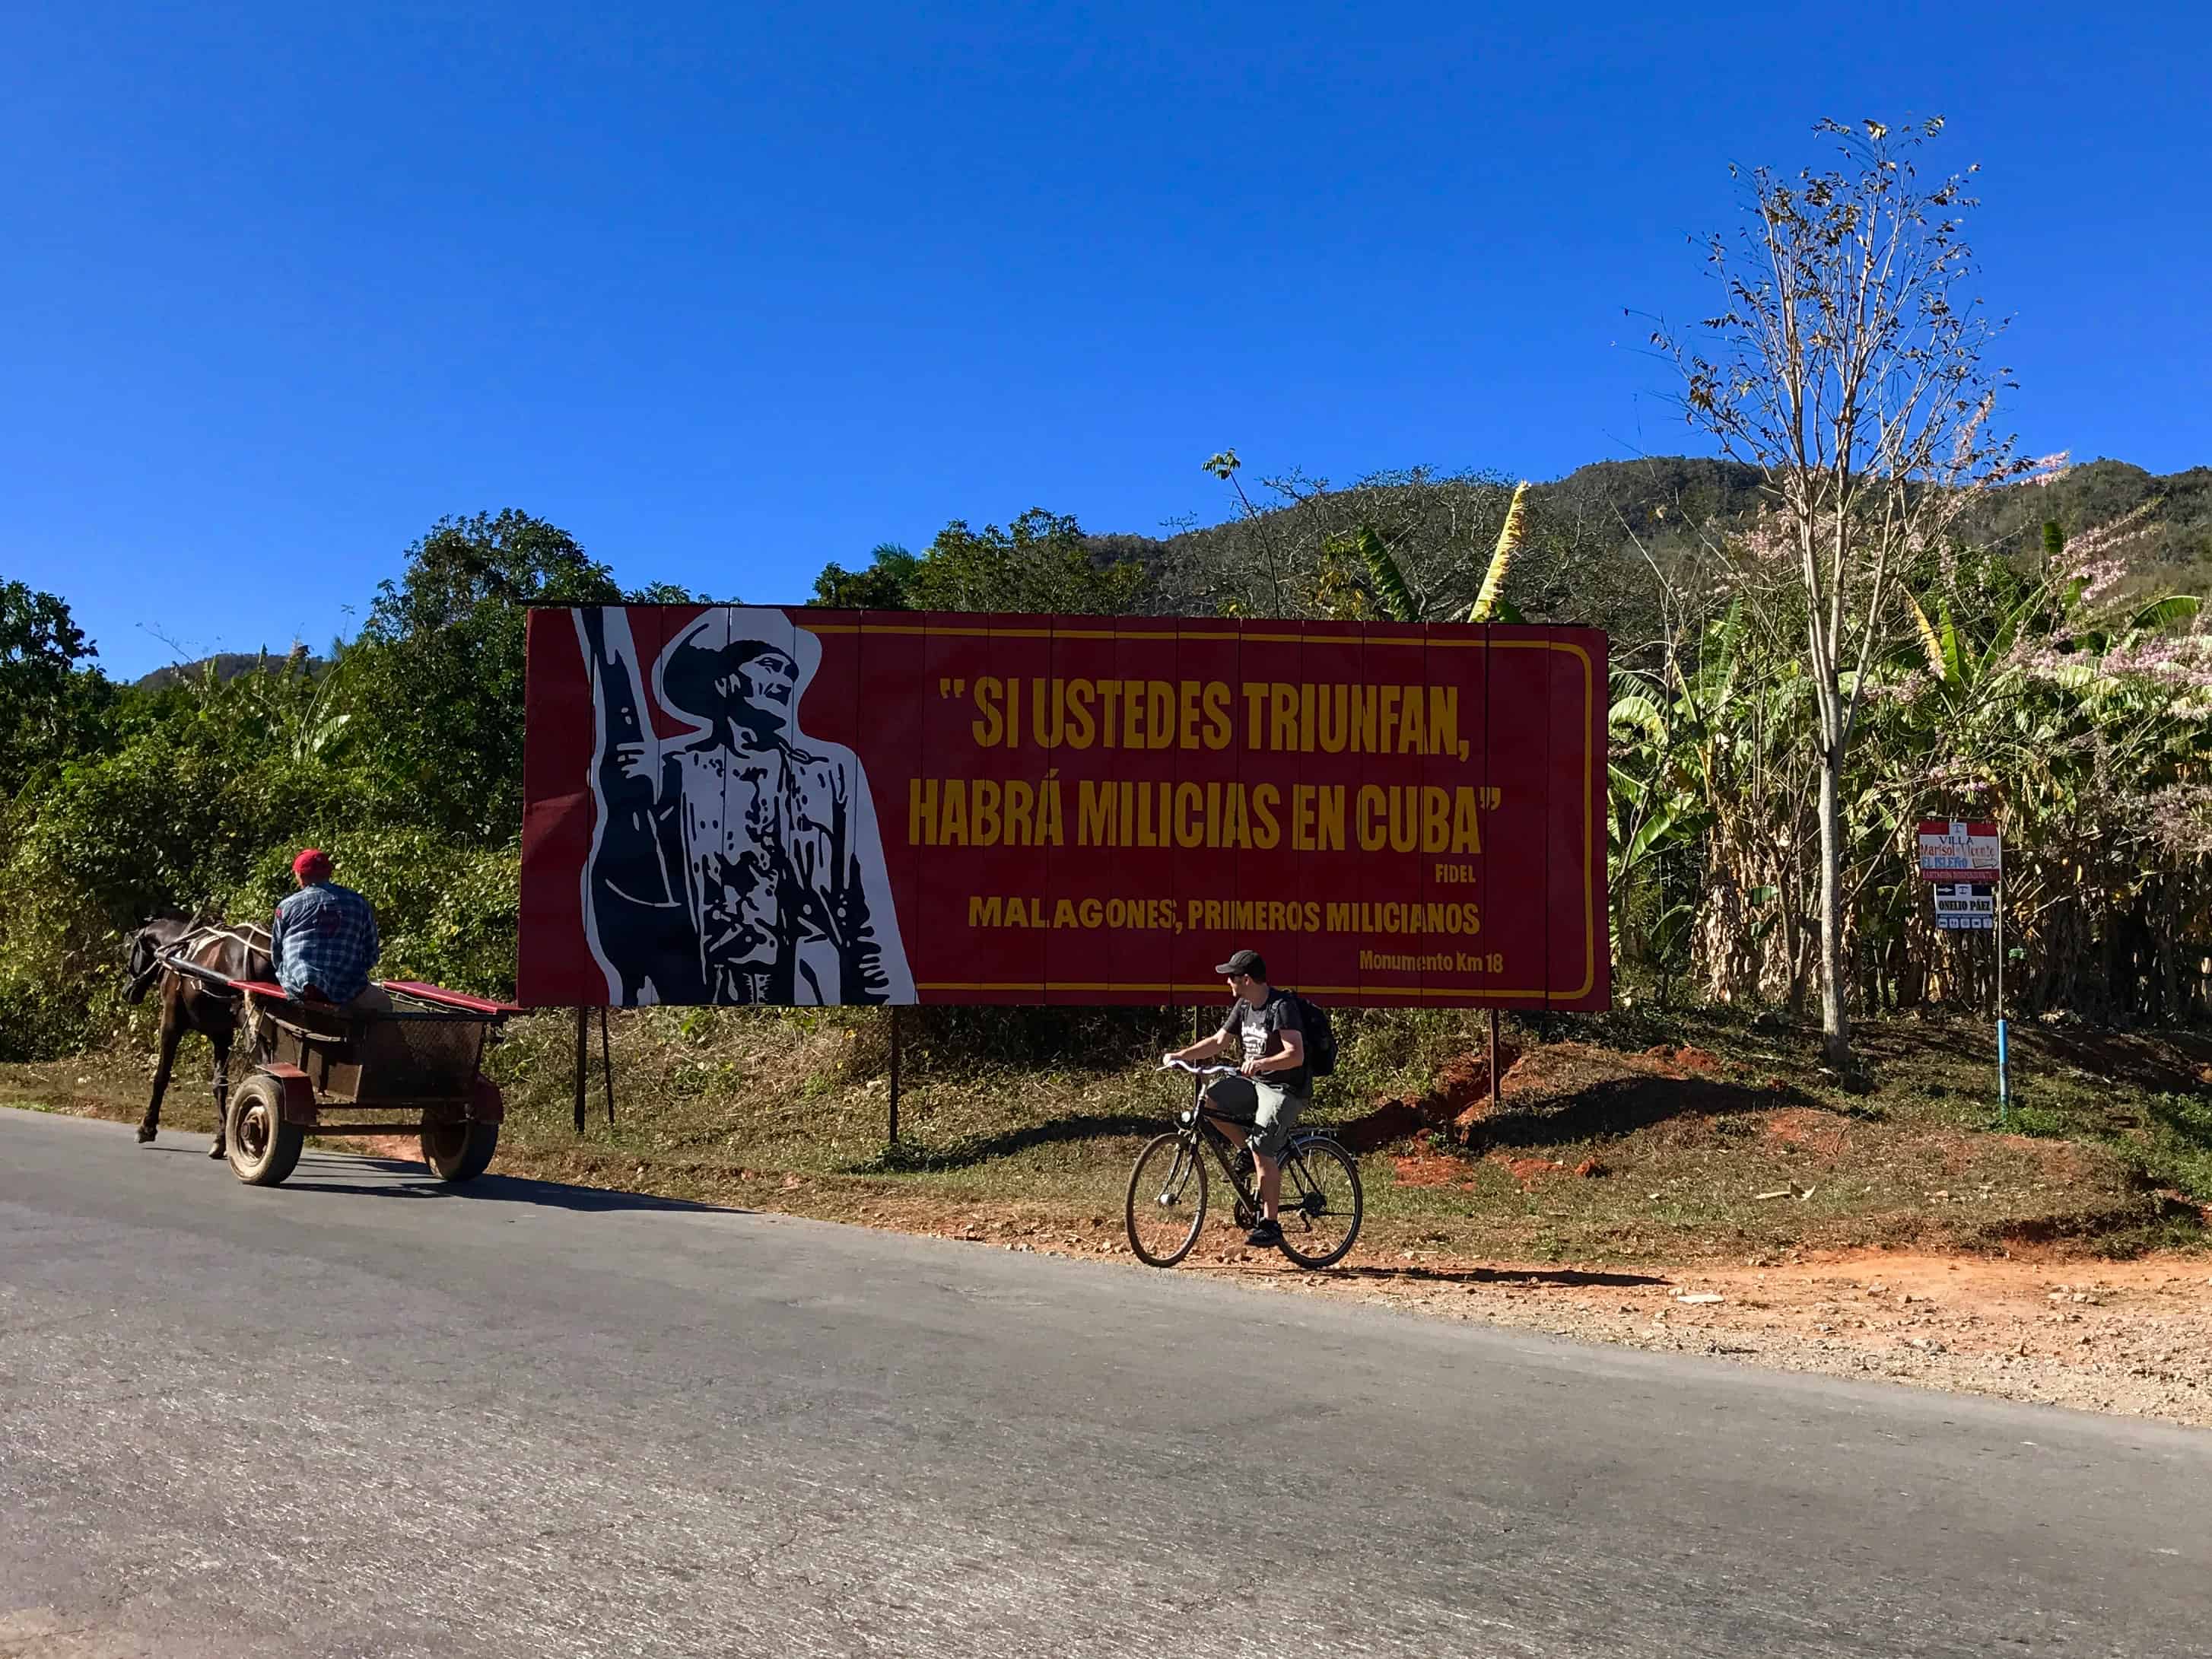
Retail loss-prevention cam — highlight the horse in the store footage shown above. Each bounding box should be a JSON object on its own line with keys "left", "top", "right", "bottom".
{"left": 125, "top": 916, "right": 274, "bottom": 1157}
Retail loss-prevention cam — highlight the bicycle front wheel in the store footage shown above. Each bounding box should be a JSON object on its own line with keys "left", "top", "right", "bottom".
{"left": 1276, "top": 1135, "right": 1363, "bottom": 1270}
{"left": 1125, "top": 1132, "right": 1209, "bottom": 1267}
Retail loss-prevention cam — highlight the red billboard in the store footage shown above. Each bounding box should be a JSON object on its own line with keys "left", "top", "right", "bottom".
{"left": 519, "top": 607, "right": 1607, "bottom": 1010}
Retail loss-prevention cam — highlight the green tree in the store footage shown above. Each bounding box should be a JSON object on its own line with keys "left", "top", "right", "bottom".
{"left": 907, "top": 511, "right": 1149, "bottom": 615}
{"left": 0, "top": 581, "right": 109, "bottom": 790}
{"left": 350, "top": 511, "right": 620, "bottom": 839}
{"left": 813, "top": 543, "right": 920, "bottom": 609}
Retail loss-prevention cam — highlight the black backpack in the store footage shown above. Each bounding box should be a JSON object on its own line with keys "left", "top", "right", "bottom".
{"left": 1286, "top": 990, "right": 1338, "bottom": 1078}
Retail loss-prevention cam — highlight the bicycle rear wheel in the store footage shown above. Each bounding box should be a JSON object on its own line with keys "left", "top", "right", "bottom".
{"left": 1126, "top": 1132, "right": 1209, "bottom": 1267}
{"left": 1275, "top": 1135, "right": 1362, "bottom": 1270}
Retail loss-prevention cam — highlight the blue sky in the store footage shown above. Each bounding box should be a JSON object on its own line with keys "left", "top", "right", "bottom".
{"left": 5, "top": 1, "right": 2205, "bottom": 679}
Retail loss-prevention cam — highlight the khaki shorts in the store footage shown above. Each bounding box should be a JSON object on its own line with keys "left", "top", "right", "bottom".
{"left": 1201, "top": 1074, "right": 1308, "bottom": 1160}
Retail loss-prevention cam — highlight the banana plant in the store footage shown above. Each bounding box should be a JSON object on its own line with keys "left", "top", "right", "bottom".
{"left": 1335, "top": 491, "right": 1531, "bottom": 626}
{"left": 237, "top": 648, "right": 358, "bottom": 766}
{"left": 1352, "top": 525, "right": 1419, "bottom": 623}
{"left": 1607, "top": 661, "right": 1715, "bottom": 976}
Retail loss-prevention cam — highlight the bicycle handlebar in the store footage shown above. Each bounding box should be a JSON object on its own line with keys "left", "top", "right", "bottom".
{"left": 1161, "top": 1058, "right": 1241, "bottom": 1078}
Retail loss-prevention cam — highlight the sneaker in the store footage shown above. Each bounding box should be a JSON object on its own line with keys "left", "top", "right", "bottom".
{"left": 1244, "top": 1218, "right": 1283, "bottom": 1247}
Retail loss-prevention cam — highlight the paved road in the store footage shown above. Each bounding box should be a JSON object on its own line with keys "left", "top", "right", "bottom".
{"left": 3, "top": 1108, "right": 2207, "bottom": 1658}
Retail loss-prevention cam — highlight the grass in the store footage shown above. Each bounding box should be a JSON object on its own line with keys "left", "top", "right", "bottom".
{"left": 11, "top": 1000, "right": 2202, "bottom": 1270}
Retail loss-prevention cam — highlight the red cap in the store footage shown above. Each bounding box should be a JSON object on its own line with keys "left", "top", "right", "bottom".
{"left": 292, "top": 848, "right": 332, "bottom": 882}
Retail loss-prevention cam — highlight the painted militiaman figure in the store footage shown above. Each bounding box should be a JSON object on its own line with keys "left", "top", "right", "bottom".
{"left": 578, "top": 609, "right": 913, "bottom": 1007}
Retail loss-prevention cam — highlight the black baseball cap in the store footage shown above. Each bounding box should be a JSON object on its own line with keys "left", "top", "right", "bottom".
{"left": 1215, "top": 949, "right": 1267, "bottom": 979}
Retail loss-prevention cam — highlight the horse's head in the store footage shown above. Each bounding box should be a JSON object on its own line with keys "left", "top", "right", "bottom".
{"left": 124, "top": 916, "right": 191, "bottom": 1004}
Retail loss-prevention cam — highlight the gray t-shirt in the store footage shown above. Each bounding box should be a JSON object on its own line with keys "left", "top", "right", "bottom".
{"left": 1218, "top": 989, "right": 1311, "bottom": 1097}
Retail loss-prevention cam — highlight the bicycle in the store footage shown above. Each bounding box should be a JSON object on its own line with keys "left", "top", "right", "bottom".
{"left": 1124, "top": 1059, "right": 1364, "bottom": 1270}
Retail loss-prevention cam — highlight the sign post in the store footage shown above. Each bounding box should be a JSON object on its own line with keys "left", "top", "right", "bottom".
{"left": 1918, "top": 819, "right": 2006, "bottom": 1124}
{"left": 1995, "top": 888, "right": 2008, "bottom": 1126}
{"left": 887, "top": 1006, "right": 901, "bottom": 1146}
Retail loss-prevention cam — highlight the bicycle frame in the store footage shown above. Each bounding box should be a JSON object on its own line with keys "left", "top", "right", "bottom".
{"left": 1130, "top": 1060, "right": 1364, "bottom": 1270}
{"left": 1163, "top": 1060, "right": 1318, "bottom": 1222}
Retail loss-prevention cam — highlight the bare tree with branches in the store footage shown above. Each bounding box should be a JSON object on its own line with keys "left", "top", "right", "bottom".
{"left": 1654, "top": 116, "right": 2032, "bottom": 1069}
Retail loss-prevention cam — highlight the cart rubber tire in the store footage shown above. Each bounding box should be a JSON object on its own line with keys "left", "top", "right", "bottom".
{"left": 227, "top": 1075, "right": 305, "bottom": 1187}
{"left": 421, "top": 1120, "right": 498, "bottom": 1184}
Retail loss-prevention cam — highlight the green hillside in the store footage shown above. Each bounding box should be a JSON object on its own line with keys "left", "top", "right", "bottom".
{"left": 1058, "top": 455, "right": 2212, "bottom": 635}
{"left": 135, "top": 649, "right": 332, "bottom": 692}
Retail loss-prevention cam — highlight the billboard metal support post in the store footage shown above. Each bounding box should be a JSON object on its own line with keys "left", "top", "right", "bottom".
{"left": 599, "top": 1008, "right": 616, "bottom": 1128}
{"left": 1488, "top": 1007, "right": 1502, "bottom": 1115}
{"left": 572, "top": 1007, "right": 587, "bottom": 1136}
{"left": 888, "top": 1006, "right": 901, "bottom": 1146}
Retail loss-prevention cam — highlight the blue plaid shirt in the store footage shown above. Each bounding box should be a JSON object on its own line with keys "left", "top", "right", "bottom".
{"left": 271, "top": 881, "right": 380, "bottom": 1003}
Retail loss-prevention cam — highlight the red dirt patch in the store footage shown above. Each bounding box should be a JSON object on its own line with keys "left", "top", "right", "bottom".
{"left": 1338, "top": 1042, "right": 1520, "bottom": 1151}
{"left": 1765, "top": 1108, "right": 1849, "bottom": 1159}
{"left": 1644, "top": 1043, "right": 1722, "bottom": 1074}
{"left": 1390, "top": 1146, "right": 1474, "bottom": 1187}
{"left": 1490, "top": 1153, "right": 1567, "bottom": 1188}
{"left": 1504, "top": 1041, "right": 1685, "bottom": 1094}
{"left": 1435, "top": 1045, "right": 1517, "bottom": 1108}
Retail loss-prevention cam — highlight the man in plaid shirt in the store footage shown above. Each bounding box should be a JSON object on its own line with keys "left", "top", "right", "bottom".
{"left": 270, "top": 848, "right": 384, "bottom": 1007}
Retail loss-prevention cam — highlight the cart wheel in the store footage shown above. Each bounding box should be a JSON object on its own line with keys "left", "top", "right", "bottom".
{"left": 227, "top": 1075, "right": 304, "bottom": 1187}
{"left": 421, "top": 1120, "right": 498, "bottom": 1184}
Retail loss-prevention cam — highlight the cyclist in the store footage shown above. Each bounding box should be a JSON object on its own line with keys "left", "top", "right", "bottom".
{"left": 1162, "top": 949, "right": 1310, "bottom": 1247}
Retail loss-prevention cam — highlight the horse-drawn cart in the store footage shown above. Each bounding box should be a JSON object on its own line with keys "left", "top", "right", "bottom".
{"left": 158, "top": 956, "right": 517, "bottom": 1187}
